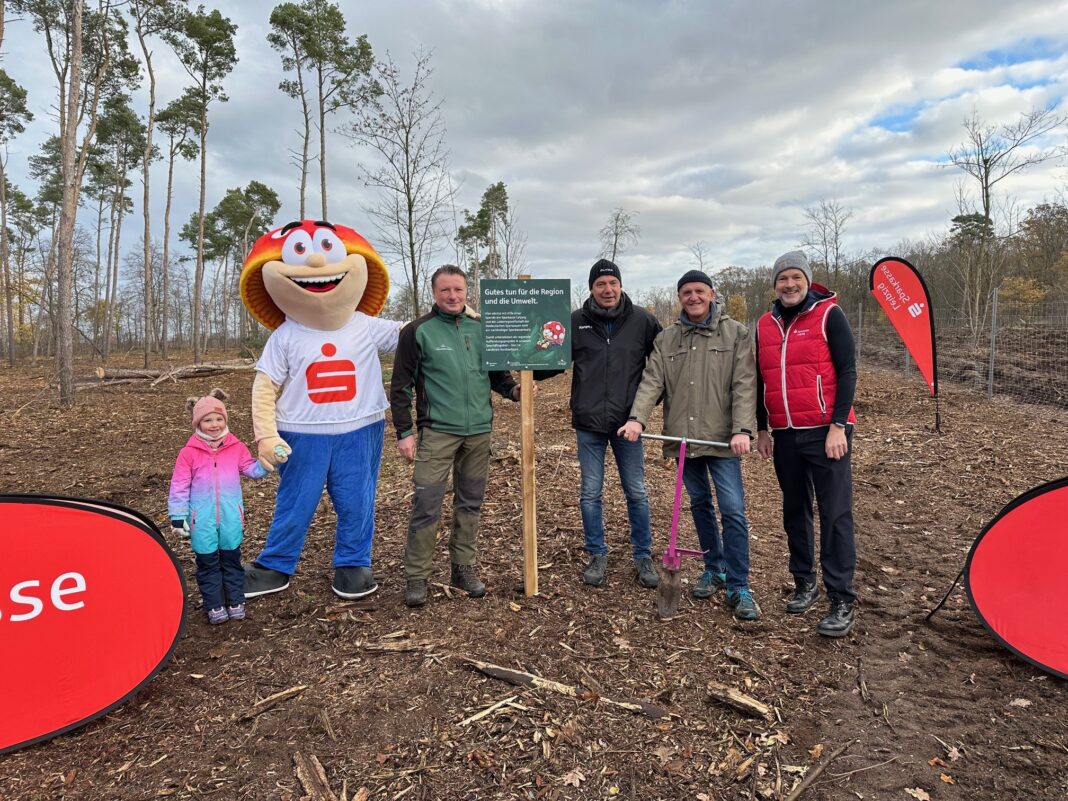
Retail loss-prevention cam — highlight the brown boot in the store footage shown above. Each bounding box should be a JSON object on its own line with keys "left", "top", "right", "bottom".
{"left": 450, "top": 563, "right": 486, "bottom": 598}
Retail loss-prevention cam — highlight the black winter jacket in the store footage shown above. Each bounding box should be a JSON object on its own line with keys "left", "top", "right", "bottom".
{"left": 537, "top": 294, "right": 661, "bottom": 434}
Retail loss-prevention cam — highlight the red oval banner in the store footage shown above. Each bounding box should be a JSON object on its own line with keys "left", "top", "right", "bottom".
{"left": 0, "top": 495, "right": 186, "bottom": 754}
{"left": 965, "top": 478, "right": 1068, "bottom": 679}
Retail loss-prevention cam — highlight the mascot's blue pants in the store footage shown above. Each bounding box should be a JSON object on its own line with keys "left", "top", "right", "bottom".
{"left": 255, "top": 420, "right": 384, "bottom": 575}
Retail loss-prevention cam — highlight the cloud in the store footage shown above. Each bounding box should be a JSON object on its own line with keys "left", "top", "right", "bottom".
{"left": 2, "top": 0, "right": 1067, "bottom": 297}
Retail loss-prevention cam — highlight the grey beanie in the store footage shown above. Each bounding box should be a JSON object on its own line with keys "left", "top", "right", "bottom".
{"left": 772, "top": 250, "right": 812, "bottom": 285}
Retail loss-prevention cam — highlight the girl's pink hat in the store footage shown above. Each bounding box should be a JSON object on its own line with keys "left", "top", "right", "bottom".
{"left": 187, "top": 388, "right": 229, "bottom": 429}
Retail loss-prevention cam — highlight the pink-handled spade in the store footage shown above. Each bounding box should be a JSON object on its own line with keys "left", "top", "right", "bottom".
{"left": 641, "top": 433, "right": 729, "bottom": 619}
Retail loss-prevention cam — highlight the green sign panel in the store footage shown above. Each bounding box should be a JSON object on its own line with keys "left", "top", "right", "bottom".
{"left": 481, "top": 279, "right": 572, "bottom": 370}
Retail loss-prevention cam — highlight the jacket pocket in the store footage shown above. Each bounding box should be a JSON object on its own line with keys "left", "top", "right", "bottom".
{"left": 816, "top": 374, "right": 827, "bottom": 414}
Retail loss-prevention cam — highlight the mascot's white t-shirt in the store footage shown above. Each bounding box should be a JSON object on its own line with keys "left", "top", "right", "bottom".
{"left": 257, "top": 312, "right": 402, "bottom": 434}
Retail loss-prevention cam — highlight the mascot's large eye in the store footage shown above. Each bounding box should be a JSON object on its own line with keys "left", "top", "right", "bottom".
{"left": 312, "top": 229, "right": 346, "bottom": 263}
{"left": 280, "top": 230, "right": 314, "bottom": 265}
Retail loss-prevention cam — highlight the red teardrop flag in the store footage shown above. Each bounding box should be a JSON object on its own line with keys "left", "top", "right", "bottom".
{"left": 869, "top": 257, "right": 938, "bottom": 396}
{"left": 965, "top": 478, "right": 1068, "bottom": 679}
{"left": 0, "top": 495, "right": 186, "bottom": 754}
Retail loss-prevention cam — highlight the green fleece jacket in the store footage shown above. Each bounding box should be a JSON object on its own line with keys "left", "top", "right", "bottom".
{"left": 389, "top": 305, "right": 517, "bottom": 439}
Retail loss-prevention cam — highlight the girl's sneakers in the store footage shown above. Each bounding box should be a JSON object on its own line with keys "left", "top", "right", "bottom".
{"left": 207, "top": 606, "right": 228, "bottom": 625}
{"left": 227, "top": 603, "right": 246, "bottom": 621}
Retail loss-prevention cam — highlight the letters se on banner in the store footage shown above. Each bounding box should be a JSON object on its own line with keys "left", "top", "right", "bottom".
{"left": 0, "top": 496, "right": 186, "bottom": 754}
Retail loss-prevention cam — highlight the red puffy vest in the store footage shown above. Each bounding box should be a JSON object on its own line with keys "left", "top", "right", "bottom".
{"left": 757, "top": 289, "right": 856, "bottom": 430}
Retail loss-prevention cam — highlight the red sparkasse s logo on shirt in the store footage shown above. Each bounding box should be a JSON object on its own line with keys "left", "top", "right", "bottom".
{"left": 305, "top": 342, "right": 357, "bottom": 404}
{"left": 0, "top": 496, "right": 186, "bottom": 754}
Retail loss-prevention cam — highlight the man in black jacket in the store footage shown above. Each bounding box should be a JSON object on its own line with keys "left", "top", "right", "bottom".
{"left": 540, "top": 259, "right": 662, "bottom": 588}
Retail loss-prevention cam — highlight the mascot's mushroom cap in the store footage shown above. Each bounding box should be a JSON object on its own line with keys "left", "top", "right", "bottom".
{"left": 240, "top": 220, "right": 390, "bottom": 331}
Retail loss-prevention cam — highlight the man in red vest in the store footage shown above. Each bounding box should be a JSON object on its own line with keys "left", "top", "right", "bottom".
{"left": 755, "top": 251, "right": 857, "bottom": 637}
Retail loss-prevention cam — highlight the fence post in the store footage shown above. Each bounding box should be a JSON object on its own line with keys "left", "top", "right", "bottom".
{"left": 987, "top": 286, "right": 999, "bottom": 400}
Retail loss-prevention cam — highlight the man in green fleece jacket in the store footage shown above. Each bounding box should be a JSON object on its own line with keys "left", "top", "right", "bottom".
{"left": 390, "top": 265, "right": 522, "bottom": 607}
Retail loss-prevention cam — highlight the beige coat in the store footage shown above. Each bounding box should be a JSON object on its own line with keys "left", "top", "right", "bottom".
{"left": 629, "top": 309, "right": 757, "bottom": 459}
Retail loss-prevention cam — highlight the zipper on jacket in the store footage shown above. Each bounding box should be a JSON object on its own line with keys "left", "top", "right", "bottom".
{"left": 454, "top": 315, "right": 470, "bottom": 431}
{"left": 213, "top": 454, "right": 221, "bottom": 526}
{"left": 816, "top": 374, "right": 826, "bottom": 415}
{"left": 775, "top": 316, "right": 793, "bottom": 429}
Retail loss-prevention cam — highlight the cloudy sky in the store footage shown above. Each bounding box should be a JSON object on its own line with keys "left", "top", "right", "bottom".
{"left": 4, "top": 0, "right": 1068, "bottom": 294}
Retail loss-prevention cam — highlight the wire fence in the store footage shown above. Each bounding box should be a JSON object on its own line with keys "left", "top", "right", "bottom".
{"left": 848, "top": 291, "right": 1068, "bottom": 409}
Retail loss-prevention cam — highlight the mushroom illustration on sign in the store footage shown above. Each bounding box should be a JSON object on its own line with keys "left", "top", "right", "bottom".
{"left": 537, "top": 320, "right": 566, "bottom": 349}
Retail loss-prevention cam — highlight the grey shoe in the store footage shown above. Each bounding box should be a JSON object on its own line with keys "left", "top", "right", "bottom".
{"left": 450, "top": 563, "right": 486, "bottom": 598}
{"left": 243, "top": 563, "right": 290, "bottom": 599}
{"left": 635, "top": 557, "right": 660, "bottom": 589}
{"left": 332, "top": 566, "right": 378, "bottom": 599}
{"left": 692, "top": 569, "right": 727, "bottom": 599}
{"left": 582, "top": 553, "right": 608, "bottom": 587}
{"left": 727, "top": 588, "right": 762, "bottom": 621}
{"left": 405, "top": 578, "right": 428, "bottom": 608}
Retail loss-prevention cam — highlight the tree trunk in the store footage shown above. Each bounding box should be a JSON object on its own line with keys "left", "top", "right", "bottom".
{"left": 193, "top": 106, "right": 208, "bottom": 364}
{"left": 138, "top": 27, "right": 157, "bottom": 369}
{"left": 318, "top": 67, "right": 327, "bottom": 220}
{"left": 0, "top": 158, "right": 13, "bottom": 366}
{"left": 162, "top": 145, "right": 176, "bottom": 360}
{"left": 55, "top": 0, "right": 84, "bottom": 407}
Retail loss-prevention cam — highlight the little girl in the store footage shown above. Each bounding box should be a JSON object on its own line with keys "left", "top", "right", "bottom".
{"left": 168, "top": 388, "right": 268, "bottom": 624}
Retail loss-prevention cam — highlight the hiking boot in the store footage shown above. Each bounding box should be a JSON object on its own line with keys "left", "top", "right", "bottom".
{"left": 405, "top": 578, "right": 428, "bottom": 608}
{"left": 226, "top": 603, "right": 246, "bottom": 621}
{"left": 582, "top": 554, "right": 608, "bottom": 587}
{"left": 692, "top": 569, "right": 727, "bottom": 599}
{"left": 207, "top": 606, "right": 228, "bottom": 625}
{"left": 635, "top": 557, "right": 660, "bottom": 589}
{"left": 786, "top": 577, "right": 820, "bottom": 614}
{"left": 817, "top": 599, "right": 855, "bottom": 638}
{"left": 726, "top": 588, "right": 762, "bottom": 621}
{"left": 243, "top": 563, "right": 290, "bottom": 598}
{"left": 333, "top": 566, "right": 378, "bottom": 600}
{"left": 451, "top": 563, "right": 486, "bottom": 598}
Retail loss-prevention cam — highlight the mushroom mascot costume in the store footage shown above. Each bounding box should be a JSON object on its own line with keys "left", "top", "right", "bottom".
{"left": 239, "top": 220, "right": 400, "bottom": 600}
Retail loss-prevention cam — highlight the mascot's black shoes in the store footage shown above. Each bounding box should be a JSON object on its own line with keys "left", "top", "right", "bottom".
{"left": 817, "top": 599, "right": 855, "bottom": 638}
{"left": 333, "top": 566, "right": 378, "bottom": 599}
{"left": 244, "top": 563, "right": 290, "bottom": 598}
{"left": 786, "top": 578, "right": 820, "bottom": 614}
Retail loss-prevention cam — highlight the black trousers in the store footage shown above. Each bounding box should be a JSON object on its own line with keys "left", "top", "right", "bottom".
{"left": 195, "top": 547, "right": 244, "bottom": 609}
{"left": 771, "top": 426, "right": 856, "bottom": 603}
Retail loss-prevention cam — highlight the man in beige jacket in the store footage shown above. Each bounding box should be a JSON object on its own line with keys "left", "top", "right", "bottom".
{"left": 619, "top": 270, "right": 760, "bottom": 620}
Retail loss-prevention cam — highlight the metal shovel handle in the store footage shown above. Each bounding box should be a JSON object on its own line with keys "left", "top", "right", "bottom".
{"left": 640, "top": 432, "right": 730, "bottom": 449}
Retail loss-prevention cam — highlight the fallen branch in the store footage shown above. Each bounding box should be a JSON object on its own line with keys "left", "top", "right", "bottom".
{"left": 706, "top": 681, "right": 773, "bottom": 721}
{"left": 784, "top": 738, "right": 856, "bottom": 801}
{"left": 148, "top": 360, "right": 257, "bottom": 386}
{"left": 293, "top": 751, "right": 338, "bottom": 801}
{"left": 458, "top": 695, "right": 518, "bottom": 727}
{"left": 723, "top": 647, "right": 773, "bottom": 683}
{"left": 358, "top": 638, "right": 439, "bottom": 654}
{"left": 462, "top": 657, "right": 668, "bottom": 719}
{"left": 239, "top": 684, "right": 308, "bottom": 720}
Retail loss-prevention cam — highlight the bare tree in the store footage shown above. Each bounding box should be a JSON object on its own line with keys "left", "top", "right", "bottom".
{"left": 802, "top": 198, "right": 853, "bottom": 285}
{"left": 129, "top": 0, "right": 184, "bottom": 368}
{"left": 500, "top": 206, "right": 527, "bottom": 279}
{"left": 345, "top": 50, "right": 455, "bottom": 318}
{"left": 688, "top": 241, "right": 710, "bottom": 271}
{"left": 946, "top": 107, "right": 1067, "bottom": 223}
{"left": 599, "top": 207, "right": 640, "bottom": 262}
{"left": 0, "top": 69, "right": 34, "bottom": 366}
{"left": 14, "top": 0, "right": 135, "bottom": 405}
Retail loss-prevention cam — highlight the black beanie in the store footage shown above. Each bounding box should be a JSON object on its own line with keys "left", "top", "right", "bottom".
{"left": 676, "top": 269, "right": 714, "bottom": 291}
{"left": 589, "top": 258, "right": 622, "bottom": 289}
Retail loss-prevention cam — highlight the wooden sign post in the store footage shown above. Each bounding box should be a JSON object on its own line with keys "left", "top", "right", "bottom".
{"left": 479, "top": 276, "right": 571, "bottom": 597}
{"left": 520, "top": 367, "right": 538, "bottom": 596}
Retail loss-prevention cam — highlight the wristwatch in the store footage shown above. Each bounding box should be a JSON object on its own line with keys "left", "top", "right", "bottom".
{"left": 833, "top": 422, "right": 847, "bottom": 429}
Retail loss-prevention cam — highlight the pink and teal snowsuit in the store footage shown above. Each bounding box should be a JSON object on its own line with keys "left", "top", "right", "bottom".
{"left": 168, "top": 433, "right": 267, "bottom": 555}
